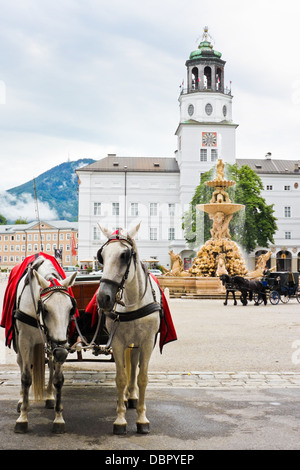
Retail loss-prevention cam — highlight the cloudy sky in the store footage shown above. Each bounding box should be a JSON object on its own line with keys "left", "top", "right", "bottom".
{"left": 0, "top": 0, "right": 299, "bottom": 192}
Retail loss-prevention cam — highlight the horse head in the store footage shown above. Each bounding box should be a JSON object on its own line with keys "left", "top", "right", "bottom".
{"left": 34, "top": 268, "right": 77, "bottom": 362}
{"left": 96, "top": 222, "right": 141, "bottom": 311}
{"left": 220, "top": 274, "right": 230, "bottom": 285}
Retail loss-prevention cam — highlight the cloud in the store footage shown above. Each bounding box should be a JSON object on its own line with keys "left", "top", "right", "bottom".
{"left": 0, "top": 0, "right": 299, "bottom": 191}
{"left": 0, "top": 191, "right": 58, "bottom": 222}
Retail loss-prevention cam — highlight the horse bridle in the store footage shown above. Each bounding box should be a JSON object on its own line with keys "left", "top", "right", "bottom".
{"left": 97, "top": 233, "right": 137, "bottom": 305}
{"left": 16, "top": 265, "right": 77, "bottom": 357}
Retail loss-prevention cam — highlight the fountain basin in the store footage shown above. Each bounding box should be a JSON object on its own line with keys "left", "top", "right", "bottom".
{"left": 158, "top": 276, "right": 225, "bottom": 298}
{"left": 197, "top": 203, "right": 245, "bottom": 216}
{"left": 206, "top": 180, "right": 235, "bottom": 189}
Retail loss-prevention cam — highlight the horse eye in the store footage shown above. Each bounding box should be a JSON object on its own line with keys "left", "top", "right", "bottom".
{"left": 120, "top": 250, "right": 130, "bottom": 262}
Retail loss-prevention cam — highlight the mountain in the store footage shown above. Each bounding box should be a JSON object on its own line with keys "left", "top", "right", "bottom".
{"left": 6, "top": 159, "right": 96, "bottom": 222}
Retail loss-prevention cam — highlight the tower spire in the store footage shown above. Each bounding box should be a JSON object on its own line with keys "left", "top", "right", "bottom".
{"left": 201, "top": 25, "right": 214, "bottom": 44}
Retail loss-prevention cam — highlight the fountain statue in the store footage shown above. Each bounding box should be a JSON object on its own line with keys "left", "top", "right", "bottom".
{"left": 189, "top": 159, "right": 248, "bottom": 277}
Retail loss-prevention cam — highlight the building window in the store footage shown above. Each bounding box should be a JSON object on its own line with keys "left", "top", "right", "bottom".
{"left": 93, "top": 226, "right": 101, "bottom": 240}
{"left": 150, "top": 228, "right": 157, "bottom": 240}
{"left": 130, "top": 203, "right": 139, "bottom": 217}
{"left": 150, "top": 203, "right": 158, "bottom": 217}
{"left": 93, "top": 202, "right": 101, "bottom": 216}
{"left": 34, "top": 234, "right": 38, "bottom": 241}
{"left": 285, "top": 231, "right": 291, "bottom": 239}
{"left": 60, "top": 233, "right": 64, "bottom": 240}
{"left": 46, "top": 244, "right": 51, "bottom": 251}
{"left": 284, "top": 186, "right": 290, "bottom": 191}
{"left": 284, "top": 206, "right": 291, "bottom": 217}
{"left": 168, "top": 228, "right": 175, "bottom": 240}
{"left": 112, "top": 202, "right": 119, "bottom": 216}
{"left": 211, "top": 149, "right": 218, "bottom": 162}
{"left": 200, "top": 149, "right": 207, "bottom": 161}
{"left": 266, "top": 185, "right": 273, "bottom": 190}
{"left": 168, "top": 203, "right": 175, "bottom": 216}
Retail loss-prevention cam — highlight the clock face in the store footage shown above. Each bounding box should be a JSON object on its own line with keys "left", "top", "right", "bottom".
{"left": 188, "top": 104, "right": 194, "bottom": 116}
{"left": 205, "top": 103, "right": 213, "bottom": 116}
{"left": 202, "top": 132, "right": 217, "bottom": 147}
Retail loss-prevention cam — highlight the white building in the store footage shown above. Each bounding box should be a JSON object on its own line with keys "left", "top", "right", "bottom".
{"left": 76, "top": 156, "right": 183, "bottom": 269}
{"left": 76, "top": 29, "right": 300, "bottom": 273}
{"left": 236, "top": 157, "right": 300, "bottom": 272}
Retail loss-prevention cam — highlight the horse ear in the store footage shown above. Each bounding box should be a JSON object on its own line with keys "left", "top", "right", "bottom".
{"left": 61, "top": 271, "right": 77, "bottom": 288}
{"left": 98, "top": 223, "right": 113, "bottom": 239}
{"left": 127, "top": 221, "right": 141, "bottom": 239}
{"left": 34, "top": 270, "right": 49, "bottom": 289}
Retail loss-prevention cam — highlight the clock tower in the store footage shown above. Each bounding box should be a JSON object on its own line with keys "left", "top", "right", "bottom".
{"left": 176, "top": 27, "right": 238, "bottom": 205}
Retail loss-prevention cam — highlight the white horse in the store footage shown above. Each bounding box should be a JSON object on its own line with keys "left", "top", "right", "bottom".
{"left": 13, "top": 256, "right": 77, "bottom": 433}
{"left": 96, "top": 222, "right": 161, "bottom": 434}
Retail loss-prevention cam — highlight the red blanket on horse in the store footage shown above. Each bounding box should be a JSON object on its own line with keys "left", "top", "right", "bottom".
{"left": 1, "top": 252, "right": 77, "bottom": 347}
{"left": 85, "top": 274, "right": 177, "bottom": 353}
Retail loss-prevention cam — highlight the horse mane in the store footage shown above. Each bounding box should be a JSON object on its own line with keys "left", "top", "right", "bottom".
{"left": 28, "top": 256, "right": 62, "bottom": 282}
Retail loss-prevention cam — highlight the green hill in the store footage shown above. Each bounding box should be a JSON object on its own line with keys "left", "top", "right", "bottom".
{"left": 7, "top": 158, "right": 96, "bottom": 221}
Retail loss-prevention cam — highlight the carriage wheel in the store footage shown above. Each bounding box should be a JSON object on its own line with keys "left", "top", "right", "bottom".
{"left": 280, "top": 294, "right": 289, "bottom": 304}
{"left": 296, "top": 289, "right": 300, "bottom": 304}
{"left": 269, "top": 291, "right": 280, "bottom": 305}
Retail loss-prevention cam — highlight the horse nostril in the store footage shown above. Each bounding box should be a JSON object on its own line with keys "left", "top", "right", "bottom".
{"left": 105, "top": 294, "right": 111, "bottom": 305}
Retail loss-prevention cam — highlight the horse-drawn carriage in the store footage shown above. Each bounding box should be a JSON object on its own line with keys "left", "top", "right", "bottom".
{"left": 1, "top": 223, "right": 176, "bottom": 435}
{"left": 262, "top": 271, "right": 300, "bottom": 305}
{"left": 220, "top": 271, "right": 300, "bottom": 306}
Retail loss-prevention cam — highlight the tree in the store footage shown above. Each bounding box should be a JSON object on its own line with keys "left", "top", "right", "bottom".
{"left": 0, "top": 214, "right": 7, "bottom": 225}
{"left": 15, "top": 218, "right": 28, "bottom": 224}
{"left": 183, "top": 163, "right": 278, "bottom": 253}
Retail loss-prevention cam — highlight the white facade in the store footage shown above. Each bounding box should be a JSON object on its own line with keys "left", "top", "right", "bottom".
{"left": 237, "top": 158, "right": 300, "bottom": 272}
{"left": 176, "top": 121, "right": 237, "bottom": 205}
{"left": 77, "top": 158, "right": 184, "bottom": 268}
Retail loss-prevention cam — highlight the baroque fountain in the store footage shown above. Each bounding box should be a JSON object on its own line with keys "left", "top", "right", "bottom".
{"left": 158, "top": 159, "right": 270, "bottom": 297}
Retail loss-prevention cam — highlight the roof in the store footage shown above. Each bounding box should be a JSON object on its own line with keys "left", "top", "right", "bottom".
{"left": 0, "top": 220, "right": 78, "bottom": 234}
{"left": 189, "top": 40, "right": 223, "bottom": 61}
{"left": 75, "top": 156, "right": 180, "bottom": 173}
{"left": 236, "top": 158, "right": 300, "bottom": 175}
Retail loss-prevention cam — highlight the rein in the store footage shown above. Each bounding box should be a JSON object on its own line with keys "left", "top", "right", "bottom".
{"left": 15, "top": 265, "right": 75, "bottom": 355}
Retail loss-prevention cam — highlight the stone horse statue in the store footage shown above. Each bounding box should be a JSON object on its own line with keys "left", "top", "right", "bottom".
{"left": 246, "top": 251, "right": 272, "bottom": 279}
{"left": 161, "top": 250, "right": 191, "bottom": 277}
